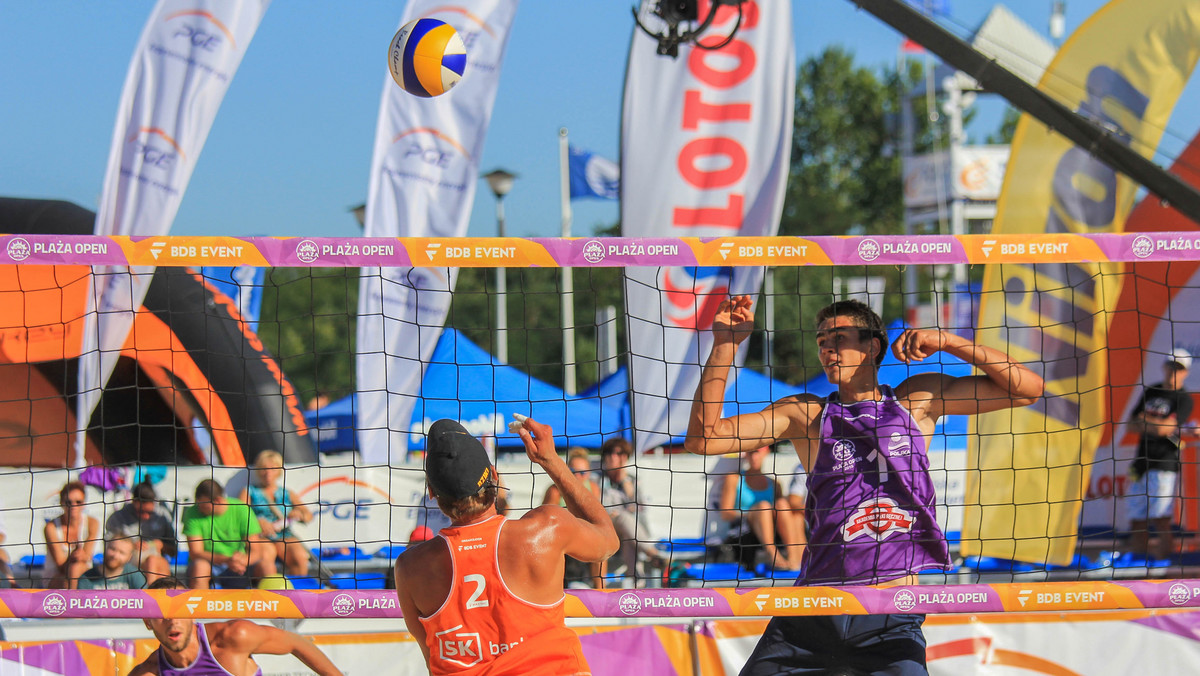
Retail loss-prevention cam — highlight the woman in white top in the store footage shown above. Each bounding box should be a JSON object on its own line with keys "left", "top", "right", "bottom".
{"left": 43, "top": 481, "right": 100, "bottom": 589}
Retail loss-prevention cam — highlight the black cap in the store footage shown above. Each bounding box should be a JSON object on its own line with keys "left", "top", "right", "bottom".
{"left": 426, "top": 419, "right": 493, "bottom": 500}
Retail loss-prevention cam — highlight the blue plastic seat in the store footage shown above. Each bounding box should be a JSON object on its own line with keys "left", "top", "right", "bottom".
{"left": 328, "top": 572, "right": 387, "bottom": 589}
{"left": 960, "top": 556, "right": 1035, "bottom": 573}
{"left": 287, "top": 575, "right": 322, "bottom": 590}
{"left": 373, "top": 545, "right": 406, "bottom": 561}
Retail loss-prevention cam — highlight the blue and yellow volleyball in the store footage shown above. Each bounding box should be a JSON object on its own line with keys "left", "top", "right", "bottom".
{"left": 388, "top": 18, "right": 467, "bottom": 98}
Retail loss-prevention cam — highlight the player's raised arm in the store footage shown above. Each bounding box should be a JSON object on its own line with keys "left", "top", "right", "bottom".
{"left": 222, "top": 620, "right": 343, "bottom": 676}
{"left": 893, "top": 328, "right": 1044, "bottom": 418}
{"left": 685, "top": 295, "right": 814, "bottom": 455}
{"left": 516, "top": 417, "right": 618, "bottom": 563}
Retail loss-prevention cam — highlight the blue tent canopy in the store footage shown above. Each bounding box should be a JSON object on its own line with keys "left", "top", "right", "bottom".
{"left": 305, "top": 329, "right": 625, "bottom": 454}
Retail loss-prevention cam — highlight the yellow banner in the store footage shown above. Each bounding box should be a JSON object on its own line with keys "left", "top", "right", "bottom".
{"left": 967, "top": 0, "right": 1200, "bottom": 564}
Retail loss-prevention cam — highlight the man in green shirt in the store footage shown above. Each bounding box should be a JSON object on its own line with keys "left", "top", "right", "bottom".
{"left": 182, "top": 479, "right": 277, "bottom": 589}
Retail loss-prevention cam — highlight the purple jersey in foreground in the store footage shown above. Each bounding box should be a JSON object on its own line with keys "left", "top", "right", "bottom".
{"left": 801, "top": 385, "right": 951, "bottom": 586}
{"left": 157, "top": 622, "right": 263, "bottom": 676}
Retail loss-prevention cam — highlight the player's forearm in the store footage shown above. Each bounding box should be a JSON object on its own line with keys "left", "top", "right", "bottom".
{"left": 292, "top": 643, "right": 343, "bottom": 676}
{"left": 943, "top": 333, "right": 1044, "bottom": 400}
{"left": 543, "top": 454, "right": 611, "bottom": 531}
{"left": 685, "top": 342, "right": 738, "bottom": 454}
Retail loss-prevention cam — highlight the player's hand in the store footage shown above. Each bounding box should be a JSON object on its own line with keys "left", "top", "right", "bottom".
{"left": 892, "top": 329, "right": 947, "bottom": 363}
{"left": 712, "top": 295, "right": 755, "bottom": 346}
{"left": 516, "top": 417, "right": 558, "bottom": 467}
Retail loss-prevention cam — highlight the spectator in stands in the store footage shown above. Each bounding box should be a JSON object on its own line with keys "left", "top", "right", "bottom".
{"left": 0, "top": 512, "right": 15, "bottom": 587}
{"left": 1128, "top": 348, "right": 1198, "bottom": 562}
{"left": 78, "top": 535, "right": 147, "bottom": 590}
{"left": 784, "top": 459, "right": 809, "bottom": 553}
{"left": 543, "top": 447, "right": 604, "bottom": 588}
{"left": 715, "top": 446, "right": 804, "bottom": 571}
{"left": 105, "top": 481, "right": 176, "bottom": 582}
{"left": 598, "top": 438, "right": 666, "bottom": 582}
{"left": 239, "top": 450, "right": 312, "bottom": 578}
{"left": 182, "top": 479, "right": 277, "bottom": 589}
{"left": 43, "top": 480, "right": 100, "bottom": 589}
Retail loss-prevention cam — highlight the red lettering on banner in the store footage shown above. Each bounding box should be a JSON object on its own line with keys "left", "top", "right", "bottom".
{"left": 673, "top": 194, "right": 744, "bottom": 229}
{"left": 682, "top": 90, "right": 751, "bottom": 130}
{"left": 671, "top": 0, "right": 763, "bottom": 233}
{"left": 678, "top": 138, "right": 747, "bottom": 189}
{"left": 687, "top": 40, "right": 755, "bottom": 89}
{"left": 704, "top": 0, "right": 760, "bottom": 31}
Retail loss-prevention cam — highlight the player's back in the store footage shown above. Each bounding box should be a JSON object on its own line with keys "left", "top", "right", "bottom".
{"left": 418, "top": 514, "right": 590, "bottom": 676}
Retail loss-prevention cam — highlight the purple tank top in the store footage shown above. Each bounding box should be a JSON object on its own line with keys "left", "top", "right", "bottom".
{"left": 157, "top": 622, "right": 262, "bottom": 676}
{"left": 801, "top": 386, "right": 951, "bottom": 586}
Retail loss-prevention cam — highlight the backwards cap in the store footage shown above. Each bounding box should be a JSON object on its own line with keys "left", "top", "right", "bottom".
{"left": 425, "top": 419, "right": 493, "bottom": 500}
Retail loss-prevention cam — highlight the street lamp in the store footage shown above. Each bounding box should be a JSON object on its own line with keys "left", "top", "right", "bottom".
{"left": 483, "top": 169, "right": 517, "bottom": 364}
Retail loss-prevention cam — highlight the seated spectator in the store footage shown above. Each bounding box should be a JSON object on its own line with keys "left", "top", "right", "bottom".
{"left": 43, "top": 480, "right": 101, "bottom": 589}
{"left": 784, "top": 459, "right": 808, "bottom": 554}
{"left": 0, "top": 511, "right": 15, "bottom": 587}
{"left": 543, "top": 448, "right": 604, "bottom": 588}
{"left": 182, "top": 479, "right": 277, "bottom": 589}
{"left": 598, "top": 438, "right": 666, "bottom": 583}
{"left": 716, "top": 446, "right": 804, "bottom": 571}
{"left": 239, "top": 450, "right": 313, "bottom": 578}
{"left": 78, "top": 535, "right": 147, "bottom": 590}
{"left": 105, "top": 481, "right": 176, "bottom": 582}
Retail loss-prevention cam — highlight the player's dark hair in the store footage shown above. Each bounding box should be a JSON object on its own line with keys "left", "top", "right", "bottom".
{"left": 816, "top": 299, "right": 887, "bottom": 365}
{"left": 436, "top": 483, "right": 498, "bottom": 521}
{"left": 147, "top": 576, "right": 188, "bottom": 591}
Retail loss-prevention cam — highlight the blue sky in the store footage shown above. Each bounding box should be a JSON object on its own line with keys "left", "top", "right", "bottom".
{"left": 3, "top": 1, "right": 1189, "bottom": 242}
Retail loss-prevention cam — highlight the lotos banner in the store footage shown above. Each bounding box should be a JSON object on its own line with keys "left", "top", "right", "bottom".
{"left": 621, "top": 0, "right": 795, "bottom": 451}
{"left": 76, "top": 0, "right": 271, "bottom": 467}
{"left": 968, "top": 0, "right": 1200, "bottom": 564}
{"left": 356, "top": 0, "right": 520, "bottom": 464}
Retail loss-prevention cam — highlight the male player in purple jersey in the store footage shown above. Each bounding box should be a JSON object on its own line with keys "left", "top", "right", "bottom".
{"left": 686, "top": 297, "right": 1043, "bottom": 675}
{"left": 129, "top": 577, "right": 342, "bottom": 676}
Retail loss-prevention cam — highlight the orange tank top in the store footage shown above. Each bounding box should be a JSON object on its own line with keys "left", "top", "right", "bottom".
{"left": 419, "top": 515, "right": 590, "bottom": 676}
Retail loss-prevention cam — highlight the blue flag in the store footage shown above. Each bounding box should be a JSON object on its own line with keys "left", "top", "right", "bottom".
{"left": 568, "top": 145, "right": 620, "bottom": 200}
{"left": 904, "top": 0, "right": 950, "bottom": 15}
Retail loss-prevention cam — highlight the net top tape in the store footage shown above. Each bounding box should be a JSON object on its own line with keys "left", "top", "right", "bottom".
{"left": 2, "top": 232, "right": 1197, "bottom": 267}
{"left": 10, "top": 581, "right": 1200, "bottom": 619}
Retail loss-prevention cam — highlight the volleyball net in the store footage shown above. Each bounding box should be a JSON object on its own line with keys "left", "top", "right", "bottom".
{"left": 1, "top": 231, "right": 1200, "bottom": 618}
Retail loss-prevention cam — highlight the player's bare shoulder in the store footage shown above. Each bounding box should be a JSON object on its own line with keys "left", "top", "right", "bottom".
{"left": 774, "top": 393, "right": 826, "bottom": 424}
{"left": 395, "top": 536, "right": 447, "bottom": 574}
{"left": 128, "top": 654, "right": 160, "bottom": 676}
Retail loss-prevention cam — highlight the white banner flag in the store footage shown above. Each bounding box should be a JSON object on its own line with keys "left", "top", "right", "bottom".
{"left": 75, "top": 0, "right": 270, "bottom": 467}
{"left": 356, "top": 0, "right": 520, "bottom": 464}
{"left": 622, "top": 0, "right": 794, "bottom": 451}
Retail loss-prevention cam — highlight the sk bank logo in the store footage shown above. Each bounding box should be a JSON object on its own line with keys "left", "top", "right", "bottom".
{"left": 163, "top": 9, "right": 237, "bottom": 52}
{"left": 436, "top": 625, "right": 483, "bottom": 668}
{"left": 659, "top": 266, "right": 731, "bottom": 331}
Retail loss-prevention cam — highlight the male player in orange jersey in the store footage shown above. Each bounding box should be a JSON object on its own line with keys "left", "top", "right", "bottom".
{"left": 394, "top": 417, "right": 619, "bottom": 675}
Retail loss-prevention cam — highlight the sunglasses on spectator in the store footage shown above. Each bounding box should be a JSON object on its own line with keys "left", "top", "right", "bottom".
{"left": 64, "top": 499, "right": 85, "bottom": 506}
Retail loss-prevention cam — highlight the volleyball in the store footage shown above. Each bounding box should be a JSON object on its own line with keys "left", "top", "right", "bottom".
{"left": 387, "top": 18, "right": 467, "bottom": 98}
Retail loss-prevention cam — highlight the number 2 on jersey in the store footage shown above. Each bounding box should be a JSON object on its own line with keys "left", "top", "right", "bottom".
{"left": 464, "top": 573, "right": 490, "bottom": 609}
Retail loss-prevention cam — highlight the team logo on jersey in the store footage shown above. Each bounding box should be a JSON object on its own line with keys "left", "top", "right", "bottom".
{"left": 886, "top": 432, "right": 910, "bottom": 456}
{"left": 436, "top": 624, "right": 483, "bottom": 668}
{"left": 831, "top": 439, "right": 855, "bottom": 463}
{"left": 842, "top": 497, "right": 915, "bottom": 541}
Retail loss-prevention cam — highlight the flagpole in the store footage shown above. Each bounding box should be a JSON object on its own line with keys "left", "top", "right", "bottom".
{"left": 559, "top": 127, "right": 577, "bottom": 395}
